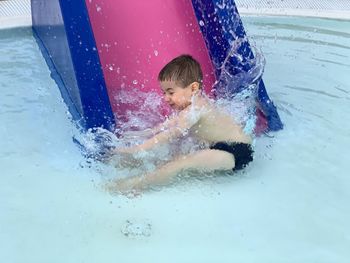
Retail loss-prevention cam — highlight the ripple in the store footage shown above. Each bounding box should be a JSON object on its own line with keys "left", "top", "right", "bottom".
{"left": 311, "top": 57, "right": 350, "bottom": 68}
{"left": 253, "top": 34, "right": 350, "bottom": 50}
{"left": 0, "top": 109, "right": 26, "bottom": 115}
{"left": 283, "top": 85, "right": 343, "bottom": 99}
{"left": 252, "top": 22, "right": 350, "bottom": 38}
{"left": 334, "top": 85, "right": 349, "bottom": 95}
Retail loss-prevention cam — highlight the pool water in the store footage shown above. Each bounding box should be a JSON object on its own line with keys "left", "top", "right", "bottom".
{"left": 1, "top": 16, "right": 350, "bottom": 262}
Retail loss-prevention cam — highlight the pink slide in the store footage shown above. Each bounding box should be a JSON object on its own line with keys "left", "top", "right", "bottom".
{"left": 86, "top": 0, "right": 216, "bottom": 120}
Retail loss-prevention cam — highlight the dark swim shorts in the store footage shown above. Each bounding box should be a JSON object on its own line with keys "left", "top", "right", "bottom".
{"left": 210, "top": 142, "right": 254, "bottom": 171}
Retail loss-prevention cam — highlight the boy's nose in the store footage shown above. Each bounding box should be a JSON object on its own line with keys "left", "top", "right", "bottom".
{"left": 164, "top": 95, "right": 170, "bottom": 102}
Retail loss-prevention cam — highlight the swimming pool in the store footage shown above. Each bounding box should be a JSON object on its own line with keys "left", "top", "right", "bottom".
{"left": 1, "top": 16, "right": 350, "bottom": 262}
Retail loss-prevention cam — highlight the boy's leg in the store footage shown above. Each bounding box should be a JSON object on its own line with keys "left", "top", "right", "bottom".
{"left": 108, "top": 149, "right": 235, "bottom": 194}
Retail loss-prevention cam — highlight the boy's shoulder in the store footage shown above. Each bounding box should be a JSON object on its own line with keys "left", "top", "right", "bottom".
{"left": 179, "top": 101, "right": 210, "bottom": 125}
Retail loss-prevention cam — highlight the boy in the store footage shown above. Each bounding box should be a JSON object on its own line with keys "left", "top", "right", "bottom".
{"left": 108, "top": 55, "right": 253, "bottom": 194}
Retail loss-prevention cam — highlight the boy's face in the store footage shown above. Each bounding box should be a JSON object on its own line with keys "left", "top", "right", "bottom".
{"left": 160, "top": 81, "right": 198, "bottom": 111}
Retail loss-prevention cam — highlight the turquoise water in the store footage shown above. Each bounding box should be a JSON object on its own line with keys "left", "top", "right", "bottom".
{"left": 1, "top": 17, "right": 350, "bottom": 262}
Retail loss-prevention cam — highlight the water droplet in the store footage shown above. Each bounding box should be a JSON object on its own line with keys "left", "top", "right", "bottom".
{"left": 133, "top": 80, "right": 138, "bottom": 85}
{"left": 154, "top": 50, "right": 158, "bottom": 56}
{"left": 199, "top": 20, "right": 204, "bottom": 26}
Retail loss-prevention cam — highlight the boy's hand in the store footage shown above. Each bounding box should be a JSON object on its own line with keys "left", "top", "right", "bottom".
{"left": 118, "top": 151, "right": 143, "bottom": 168}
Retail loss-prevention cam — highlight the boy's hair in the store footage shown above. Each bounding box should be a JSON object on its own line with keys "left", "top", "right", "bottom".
{"left": 158, "top": 54, "right": 203, "bottom": 89}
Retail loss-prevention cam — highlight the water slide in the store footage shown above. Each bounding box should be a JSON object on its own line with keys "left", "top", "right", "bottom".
{"left": 31, "top": 0, "right": 283, "bottom": 133}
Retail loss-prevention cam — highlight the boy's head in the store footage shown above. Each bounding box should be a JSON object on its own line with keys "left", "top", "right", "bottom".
{"left": 158, "top": 55, "right": 203, "bottom": 110}
{"left": 158, "top": 54, "right": 203, "bottom": 89}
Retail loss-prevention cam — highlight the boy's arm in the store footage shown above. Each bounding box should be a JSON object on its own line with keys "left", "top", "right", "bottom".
{"left": 120, "top": 108, "right": 200, "bottom": 153}
{"left": 121, "top": 117, "right": 175, "bottom": 139}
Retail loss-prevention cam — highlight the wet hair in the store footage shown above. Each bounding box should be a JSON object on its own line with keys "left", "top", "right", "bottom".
{"left": 158, "top": 54, "right": 203, "bottom": 89}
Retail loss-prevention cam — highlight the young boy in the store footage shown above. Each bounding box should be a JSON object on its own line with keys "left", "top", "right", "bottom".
{"left": 108, "top": 54, "right": 253, "bottom": 194}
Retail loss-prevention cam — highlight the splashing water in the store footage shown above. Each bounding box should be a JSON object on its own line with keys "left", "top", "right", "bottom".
{"left": 213, "top": 38, "right": 266, "bottom": 135}
{"left": 77, "top": 28, "right": 265, "bottom": 178}
{"left": 114, "top": 89, "right": 167, "bottom": 133}
{"left": 215, "top": 38, "right": 266, "bottom": 96}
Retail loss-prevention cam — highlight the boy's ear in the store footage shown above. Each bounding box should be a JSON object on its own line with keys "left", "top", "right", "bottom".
{"left": 190, "top": 82, "right": 200, "bottom": 93}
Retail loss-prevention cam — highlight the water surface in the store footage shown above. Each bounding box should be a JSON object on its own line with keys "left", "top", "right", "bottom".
{"left": 1, "top": 17, "right": 350, "bottom": 262}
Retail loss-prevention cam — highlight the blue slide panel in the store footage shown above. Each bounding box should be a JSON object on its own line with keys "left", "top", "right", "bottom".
{"left": 31, "top": 0, "right": 115, "bottom": 131}
{"left": 191, "top": 0, "right": 283, "bottom": 131}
